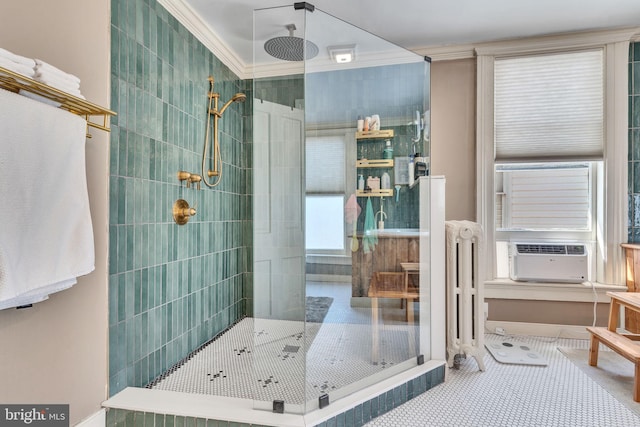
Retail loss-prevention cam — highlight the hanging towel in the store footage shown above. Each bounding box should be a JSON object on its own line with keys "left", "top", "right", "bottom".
{"left": 0, "top": 88, "right": 94, "bottom": 310}
{"left": 363, "top": 197, "right": 378, "bottom": 254}
{"left": 344, "top": 194, "right": 361, "bottom": 224}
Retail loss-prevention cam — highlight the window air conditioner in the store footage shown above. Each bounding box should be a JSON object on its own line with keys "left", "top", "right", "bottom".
{"left": 510, "top": 242, "right": 589, "bottom": 283}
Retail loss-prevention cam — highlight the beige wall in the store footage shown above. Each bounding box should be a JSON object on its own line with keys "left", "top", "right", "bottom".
{"left": 0, "top": 1, "right": 110, "bottom": 424}
{"left": 487, "top": 299, "right": 609, "bottom": 327}
{"left": 431, "top": 58, "right": 476, "bottom": 221}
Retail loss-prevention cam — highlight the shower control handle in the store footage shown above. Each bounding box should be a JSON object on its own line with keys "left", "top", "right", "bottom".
{"left": 173, "top": 199, "right": 196, "bottom": 225}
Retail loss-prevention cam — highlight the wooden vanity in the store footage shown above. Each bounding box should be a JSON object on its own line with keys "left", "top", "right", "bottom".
{"left": 351, "top": 229, "right": 419, "bottom": 297}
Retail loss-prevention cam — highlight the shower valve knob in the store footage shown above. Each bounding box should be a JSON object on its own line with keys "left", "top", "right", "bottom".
{"left": 189, "top": 174, "right": 202, "bottom": 190}
{"left": 177, "top": 171, "right": 192, "bottom": 187}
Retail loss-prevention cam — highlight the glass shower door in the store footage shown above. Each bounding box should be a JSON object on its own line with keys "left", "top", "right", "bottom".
{"left": 253, "top": 3, "right": 431, "bottom": 415}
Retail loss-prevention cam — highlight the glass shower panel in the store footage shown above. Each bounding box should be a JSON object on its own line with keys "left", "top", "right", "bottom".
{"left": 253, "top": 3, "right": 430, "bottom": 415}
{"left": 304, "top": 8, "right": 430, "bottom": 411}
{"left": 252, "top": 4, "right": 308, "bottom": 415}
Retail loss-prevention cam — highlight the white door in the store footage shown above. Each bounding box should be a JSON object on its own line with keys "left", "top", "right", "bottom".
{"left": 253, "top": 100, "right": 305, "bottom": 321}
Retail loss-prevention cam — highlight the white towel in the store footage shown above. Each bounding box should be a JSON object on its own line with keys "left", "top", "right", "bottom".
{"left": 34, "top": 77, "right": 85, "bottom": 99}
{"left": 34, "top": 59, "right": 81, "bottom": 85}
{"left": 0, "top": 88, "right": 94, "bottom": 310}
{"left": 0, "top": 56, "right": 34, "bottom": 78}
{"left": 0, "top": 277, "right": 76, "bottom": 310}
{"left": 18, "top": 89, "right": 62, "bottom": 108}
{"left": 0, "top": 47, "right": 35, "bottom": 68}
{"left": 34, "top": 70, "right": 80, "bottom": 90}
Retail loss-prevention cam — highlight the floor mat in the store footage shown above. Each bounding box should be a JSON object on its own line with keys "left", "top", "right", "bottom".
{"left": 485, "top": 340, "right": 548, "bottom": 366}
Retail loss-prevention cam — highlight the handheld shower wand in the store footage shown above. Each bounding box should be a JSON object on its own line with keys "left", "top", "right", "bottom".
{"left": 201, "top": 76, "right": 246, "bottom": 188}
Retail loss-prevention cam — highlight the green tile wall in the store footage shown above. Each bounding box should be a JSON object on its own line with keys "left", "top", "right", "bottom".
{"left": 109, "top": 0, "right": 250, "bottom": 395}
{"left": 629, "top": 42, "right": 640, "bottom": 242}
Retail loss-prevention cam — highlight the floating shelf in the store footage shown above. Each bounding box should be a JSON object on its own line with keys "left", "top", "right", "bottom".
{"left": 356, "top": 189, "right": 394, "bottom": 197}
{"left": 0, "top": 66, "right": 116, "bottom": 133}
{"left": 357, "top": 159, "right": 394, "bottom": 168}
{"left": 356, "top": 129, "right": 394, "bottom": 140}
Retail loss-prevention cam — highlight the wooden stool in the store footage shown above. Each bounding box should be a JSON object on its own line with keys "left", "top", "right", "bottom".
{"left": 587, "top": 291, "right": 640, "bottom": 402}
{"left": 368, "top": 272, "right": 419, "bottom": 364}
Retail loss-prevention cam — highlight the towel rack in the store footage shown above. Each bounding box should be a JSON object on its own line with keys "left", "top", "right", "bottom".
{"left": 0, "top": 66, "right": 116, "bottom": 135}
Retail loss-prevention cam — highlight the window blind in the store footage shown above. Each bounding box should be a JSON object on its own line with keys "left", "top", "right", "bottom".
{"left": 305, "top": 136, "right": 346, "bottom": 193}
{"left": 499, "top": 165, "right": 590, "bottom": 230}
{"left": 494, "top": 50, "right": 603, "bottom": 161}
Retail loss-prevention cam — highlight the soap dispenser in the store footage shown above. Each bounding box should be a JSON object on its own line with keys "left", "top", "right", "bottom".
{"left": 383, "top": 139, "right": 393, "bottom": 159}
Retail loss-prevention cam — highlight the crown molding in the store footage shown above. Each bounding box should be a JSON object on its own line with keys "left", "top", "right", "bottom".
{"left": 412, "top": 44, "right": 476, "bottom": 61}
{"left": 475, "top": 27, "right": 640, "bottom": 57}
{"left": 157, "top": 0, "right": 247, "bottom": 79}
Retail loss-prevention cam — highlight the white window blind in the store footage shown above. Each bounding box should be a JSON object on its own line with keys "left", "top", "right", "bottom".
{"left": 498, "top": 165, "right": 591, "bottom": 230}
{"left": 305, "top": 136, "right": 345, "bottom": 193}
{"left": 494, "top": 50, "right": 603, "bottom": 161}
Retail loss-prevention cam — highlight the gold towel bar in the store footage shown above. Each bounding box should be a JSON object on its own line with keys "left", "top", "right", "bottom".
{"left": 0, "top": 65, "right": 116, "bottom": 135}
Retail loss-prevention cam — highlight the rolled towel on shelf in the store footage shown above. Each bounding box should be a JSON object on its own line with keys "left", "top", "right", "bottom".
{"left": 34, "top": 58, "right": 81, "bottom": 85}
{"left": 0, "top": 47, "right": 35, "bottom": 68}
{"left": 33, "top": 73, "right": 80, "bottom": 92}
{"left": 33, "top": 71, "right": 80, "bottom": 90}
{"left": 33, "top": 76, "right": 85, "bottom": 99}
{"left": 0, "top": 56, "right": 34, "bottom": 78}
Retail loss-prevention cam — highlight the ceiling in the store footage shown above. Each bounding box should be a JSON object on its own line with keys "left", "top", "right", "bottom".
{"left": 173, "top": 0, "right": 640, "bottom": 77}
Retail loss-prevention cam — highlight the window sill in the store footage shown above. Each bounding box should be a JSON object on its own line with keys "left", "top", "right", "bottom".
{"left": 306, "top": 254, "right": 352, "bottom": 265}
{"left": 485, "top": 279, "right": 626, "bottom": 303}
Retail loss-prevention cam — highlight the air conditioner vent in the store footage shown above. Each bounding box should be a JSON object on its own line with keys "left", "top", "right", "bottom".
{"left": 511, "top": 242, "right": 589, "bottom": 283}
{"left": 515, "top": 244, "right": 567, "bottom": 255}
{"left": 566, "top": 245, "right": 586, "bottom": 255}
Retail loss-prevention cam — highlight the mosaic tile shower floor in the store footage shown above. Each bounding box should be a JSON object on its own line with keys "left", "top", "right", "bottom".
{"left": 150, "top": 317, "right": 418, "bottom": 405}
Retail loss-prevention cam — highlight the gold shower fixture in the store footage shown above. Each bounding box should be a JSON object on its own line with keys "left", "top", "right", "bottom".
{"left": 201, "top": 75, "right": 246, "bottom": 187}
{"left": 173, "top": 199, "right": 196, "bottom": 225}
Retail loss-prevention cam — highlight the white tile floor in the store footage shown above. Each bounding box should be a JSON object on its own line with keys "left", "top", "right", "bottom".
{"left": 152, "top": 281, "right": 640, "bottom": 426}
{"left": 366, "top": 332, "right": 640, "bottom": 427}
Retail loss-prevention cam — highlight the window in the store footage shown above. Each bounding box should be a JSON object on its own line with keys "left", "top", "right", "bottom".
{"left": 476, "top": 31, "right": 632, "bottom": 286}
{"left": 305, "top": 134, "right": 347, "bottom": 252}
{"left": 496, "top": 163, "right": 593, "bottom": 232}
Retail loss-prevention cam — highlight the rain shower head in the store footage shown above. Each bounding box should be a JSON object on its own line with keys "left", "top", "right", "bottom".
{"left": 264, "top": 24, "right": 319, "bottom": 61}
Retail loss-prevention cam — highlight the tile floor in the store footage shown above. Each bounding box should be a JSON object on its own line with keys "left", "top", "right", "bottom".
{"left": 366, "top": 333, "right": 640, "bottom": 427}
{"left": 151, "top": 281, "right": 640, "bottom": 426}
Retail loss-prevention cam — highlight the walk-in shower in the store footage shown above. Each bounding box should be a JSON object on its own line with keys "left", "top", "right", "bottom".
{"left": 106, "top": 2, "right": 443, "bottom": 425}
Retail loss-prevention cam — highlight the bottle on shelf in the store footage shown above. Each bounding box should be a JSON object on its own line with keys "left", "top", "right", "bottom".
{"left": 358, "top": 174, "right": 365, "bottom": 190}
{"left": 383, "top": 139, "right": 393, "bottom": 159}
{"left": 381, "top": 172, "right": 390, "bottom": 189}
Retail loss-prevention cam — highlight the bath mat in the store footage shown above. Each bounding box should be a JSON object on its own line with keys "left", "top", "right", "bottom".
{"left": 558, "top": 346, "right": 640, "bottom": 418}
{"left": 485, "top": 340, "right": 548, "bottom": 366}
{"left": 305, "top": 296, "right": 333, "bottom": 323}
